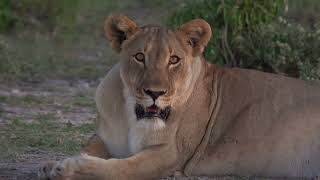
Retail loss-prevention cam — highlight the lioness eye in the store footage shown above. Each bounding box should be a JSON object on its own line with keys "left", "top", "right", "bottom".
{"left": 169, "top": 55, "right": 180, "bottom": 65}
{"left": 134, "top": 52, "right": 145, "bottom": 63}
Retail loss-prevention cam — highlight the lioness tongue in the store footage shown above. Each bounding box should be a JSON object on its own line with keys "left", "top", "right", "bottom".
{"left": 146, "top": 105, "right": 160, "bottom": 113}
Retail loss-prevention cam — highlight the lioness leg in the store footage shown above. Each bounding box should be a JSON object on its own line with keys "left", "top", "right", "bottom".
{"left": 38, "top": 134, "right": 110, "bottom": 180}
{"left": 39, "top": 145, "right": 178, "bottom": 180}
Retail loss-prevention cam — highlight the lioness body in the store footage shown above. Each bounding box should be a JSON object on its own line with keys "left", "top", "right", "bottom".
{"left": 97, "top": 60, "right": 320, "bottom": 178}
{"left": 38, "top": 15, "right": 320, "bottom": 180}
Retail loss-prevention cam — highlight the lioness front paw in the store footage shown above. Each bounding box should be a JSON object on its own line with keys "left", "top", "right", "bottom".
{"left": 38, "top": 155, "right": 100, "bottom": 180}
{"left": 38, "top": 160, "right": 69, "bottom": 180}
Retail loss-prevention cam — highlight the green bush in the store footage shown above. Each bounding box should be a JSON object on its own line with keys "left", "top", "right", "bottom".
{"left": 168, "top": 0, "right": 320, "bottom": 80}
{"left": 237, "top": 20, "right": 320, "bottom": 80}
{"left": 0, "top": 0, "right": 15, "bottom": 32}
{"left": 168, "top": 0, "right": 285, "bottom": 66}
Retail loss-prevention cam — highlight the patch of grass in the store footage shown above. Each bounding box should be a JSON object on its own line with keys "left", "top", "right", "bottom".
{"left": 21, "top": 95, "right": 44, "bottom": 104}
{"left": 57, "top": 60, "right": 110, "bottom": 81}
{"left": 73, "top": 95, "right": 95, "bottom": 107}
{"left": 0, "top": 38, "right": 20, "bottom": 81}
{"left": 0, "top": 116, "right": 95, "bottom": 161}
{"left": 0, "top": 34, "right": 113, "bottom": 82}
{"left": 34, "top": 112, "right": 56, "bottom": 121}
{"left": 0, "top": 95, "right": 48, "bottom": 106}
{"left": 0, "top": 95, "right": 8, "bottom": 102}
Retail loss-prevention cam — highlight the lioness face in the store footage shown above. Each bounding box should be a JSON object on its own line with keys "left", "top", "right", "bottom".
{"left": 105, "top": 15, "right": 211, "bottom": 121}
{"left": 120, "top": 27, "right": 193, "bottom": 120}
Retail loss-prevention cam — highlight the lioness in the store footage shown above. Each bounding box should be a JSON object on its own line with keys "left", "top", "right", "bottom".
{"left": 39, "top": 15, "right": 320, "bottom": 180}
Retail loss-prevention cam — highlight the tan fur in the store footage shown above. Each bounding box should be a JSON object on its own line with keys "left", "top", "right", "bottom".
{"left": 80, "top": 134, "right": 110, "bottom": 159}
{"left": 39, "top": 15, "right": 320, "bottom": 180}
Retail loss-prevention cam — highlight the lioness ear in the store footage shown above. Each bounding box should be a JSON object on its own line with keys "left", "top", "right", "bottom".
{"left": 177, "top": 19, "right": 212, "bottom": 56}
{"left": 104, "top": 15, "right": 139, "bottom": 52}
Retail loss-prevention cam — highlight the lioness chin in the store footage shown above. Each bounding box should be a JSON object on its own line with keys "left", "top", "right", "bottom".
{"left": 39, "top": 15, "right": 320, "bottom": 180}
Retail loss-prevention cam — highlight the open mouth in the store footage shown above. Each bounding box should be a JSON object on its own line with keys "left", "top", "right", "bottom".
{"left": 135, "top": 104, "right": 171, "bottom": 121}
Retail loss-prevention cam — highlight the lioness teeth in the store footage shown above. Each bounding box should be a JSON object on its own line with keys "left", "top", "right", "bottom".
{"left": 135, "top": 104, "right": 171, "bottom": 120}
{"left": 146, "top": 105, "right": 160, "bottom": 113}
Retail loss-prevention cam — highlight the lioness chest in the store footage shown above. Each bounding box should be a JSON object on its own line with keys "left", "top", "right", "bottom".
{"left": 95, "top": 65, "right": 169, "bottom": 158}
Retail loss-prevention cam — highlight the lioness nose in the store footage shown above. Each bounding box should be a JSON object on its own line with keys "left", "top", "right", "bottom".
{"left": 143, "top": 89, "right": 167, "bottom": 101}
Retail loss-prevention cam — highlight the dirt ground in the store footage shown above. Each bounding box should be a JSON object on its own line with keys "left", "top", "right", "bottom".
{"left": 0, "top": 80, "right": 94, "bottom": 180}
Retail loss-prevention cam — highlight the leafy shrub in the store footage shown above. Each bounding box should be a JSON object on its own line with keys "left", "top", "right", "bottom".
{"left": 168, "top": 0, "right": 285, "bottom": 66}
{"left": 237, "top": 20, "right": 320, "bottom": 80}
{"left": 0, "top": 0, "right": 15, "bottom": 32}
{"left": 168, "top": 0, "right": 320, "bottom": 80}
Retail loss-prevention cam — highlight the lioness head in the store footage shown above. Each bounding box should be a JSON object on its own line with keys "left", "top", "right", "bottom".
{"left": 105, "top": 15, "right": 211, "bottom": 121}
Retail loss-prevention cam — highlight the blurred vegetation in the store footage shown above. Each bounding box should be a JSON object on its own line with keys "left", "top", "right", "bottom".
{"left": 0, "top": 0, "right": 124, "bottom": 32}
{"left": 285, "top": 0, "right": 320, "bottom": 30}
{"left": 0, "top": 0, "right": 128, "bottom": 82}
{"left": 168, "top": 0, "right": 320, "bottom": 80}
{"left": 0, "top": 0, "right": 14, "bottom": 32}
{"left": 12, "top": 0, "right": 79, "bottom": 32}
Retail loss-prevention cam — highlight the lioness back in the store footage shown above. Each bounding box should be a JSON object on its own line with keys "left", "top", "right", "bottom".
{"left": 188, "top": 68, "right": 320, "bottom": 178}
